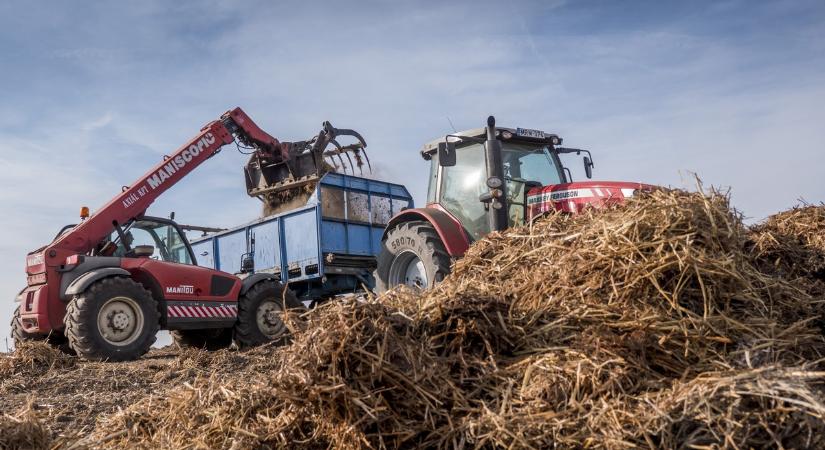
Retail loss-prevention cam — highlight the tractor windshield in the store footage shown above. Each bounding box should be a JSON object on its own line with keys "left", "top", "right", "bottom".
{"left": 501, "top": 143, "right": 564, "bottom": 226}
{"left": 439, "top": 142, "right": 567, "bottom": 239}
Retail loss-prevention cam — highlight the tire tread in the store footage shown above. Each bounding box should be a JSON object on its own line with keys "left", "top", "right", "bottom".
{"left": 64, "top": 277, "right": 158, "bottom": 361}
{"left": 375, "top": 220, "right": 452, "bottom": 293}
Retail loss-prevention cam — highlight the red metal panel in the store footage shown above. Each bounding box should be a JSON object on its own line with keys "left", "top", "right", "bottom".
{"left": 121, "top": 258, "right": 242, "bottom": 303}
{"left": 526, "top": 181, "right": 657, "bottom": 219}
{"left": 18, "top": 284, "right": 55, "bottom": 333}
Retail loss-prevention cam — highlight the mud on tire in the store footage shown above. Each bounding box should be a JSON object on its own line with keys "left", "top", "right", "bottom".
{"left": 234, "top": 280, "right": 301, "bottom": 347}
{"left": 374, "top": 220, "right": 452, "bottom": 294}
{"left": 64, "top": 277, "right": 159, "bottom": 361}
{"left": 171, "top": 328, "right": 233, "bottom": 351}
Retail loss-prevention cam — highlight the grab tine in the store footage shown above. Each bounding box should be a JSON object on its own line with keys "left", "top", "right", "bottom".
{"left": 360, "top": 148, "right": 373, "bottom": 173}
{"left": 343, "top": 152, "right": 355, "bottom": 175}
{"left": 336, "top": 153, "right": 348, "bottom": 174}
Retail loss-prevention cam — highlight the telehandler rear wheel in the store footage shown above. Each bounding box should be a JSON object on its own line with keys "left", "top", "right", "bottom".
{"left": 171, "top": 328, "right": 233, "bottom": 350}
{"left": 64, "top": 277, "right": 159, "bottom": 361}
{"left": 11, "top": 305, "right": 75, "bottom": 354}
{"left": 374, "top": 220, "right": 452, "bottom": 294}
{"left": 234, "top": 280, "right": 301, "bottom": 347}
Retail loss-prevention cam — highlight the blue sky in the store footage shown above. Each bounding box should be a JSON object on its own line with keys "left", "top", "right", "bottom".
{"left": 1, "top": 0, "right": 824, "bottom": 344}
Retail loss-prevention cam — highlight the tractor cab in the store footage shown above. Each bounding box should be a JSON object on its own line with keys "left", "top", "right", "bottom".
{"left": 420, "top": 118, "right": 587, "bottom": 239}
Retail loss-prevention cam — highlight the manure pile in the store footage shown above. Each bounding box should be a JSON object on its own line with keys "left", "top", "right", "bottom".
{"left": 4, "top": 190, "right": 825, "bottom": 450}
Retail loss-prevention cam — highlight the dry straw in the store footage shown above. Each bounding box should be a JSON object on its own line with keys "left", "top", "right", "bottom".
{"left": 7, "top": 189, "right": 825, "bottom": 450}
{"left": 78, "top": 189, "right": 825, "bottom": 450}
{"left": 0, "top": 404, "right": 52, "bottom": 450}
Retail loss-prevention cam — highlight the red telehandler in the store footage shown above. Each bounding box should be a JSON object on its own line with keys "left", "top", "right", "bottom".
{"left": 14, "top": 108, "right": 367, "bottom": 361}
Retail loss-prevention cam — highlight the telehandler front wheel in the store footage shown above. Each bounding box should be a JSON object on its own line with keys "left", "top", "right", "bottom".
{"left": 234, "top": 280, "right": 302, "bottom": 347}
{"left": 374, "top": 221, "right": 451, "bottom": 294}
{"left": 64, "top": 277, "right": 159, "bottom": 361}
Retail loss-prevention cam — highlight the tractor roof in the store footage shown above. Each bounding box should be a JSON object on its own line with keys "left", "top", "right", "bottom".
{"left": 420, "top": 126, "right": 562, "bottom": 158}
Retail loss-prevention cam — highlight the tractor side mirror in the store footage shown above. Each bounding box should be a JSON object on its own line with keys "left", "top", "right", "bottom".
{"left": 583, "top": 156, "right": 593, "bottom": 179}
{"left": 240, "top": 254, "right": 254, "bottom": 274}
{"left": 437, "top": 141, "right": 456, "bottom": 167}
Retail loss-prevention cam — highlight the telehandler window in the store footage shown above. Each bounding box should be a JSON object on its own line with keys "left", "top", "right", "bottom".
{"left": 112, "top": 220, "right": 194, "bottom": 265}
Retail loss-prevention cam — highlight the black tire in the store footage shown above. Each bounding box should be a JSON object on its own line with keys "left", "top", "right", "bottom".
{"left": 64, "top": 277, "right": 159, "bottom": 361}
{"left": 11, "top": 304, "right": 38, "bottom": 346}
{"left": 374, "top": 220, "right": 452, "bottom": 294}
{"left": 234, "top": 281, "right": 301, "bottom": 347}
{"left": 11, "top": 305, "right": 74, "bottom": 354}
{"left": 171, "top": 328, "right": 233, "bottom": 350}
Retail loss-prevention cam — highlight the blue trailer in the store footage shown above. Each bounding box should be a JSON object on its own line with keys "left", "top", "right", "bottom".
{"left": 188, "top": 173, "right": 412, "bottom": 303}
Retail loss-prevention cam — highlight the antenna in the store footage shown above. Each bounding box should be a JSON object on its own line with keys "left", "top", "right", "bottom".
{"left": 446, "top": 117, "right": 457, "bottom": 133}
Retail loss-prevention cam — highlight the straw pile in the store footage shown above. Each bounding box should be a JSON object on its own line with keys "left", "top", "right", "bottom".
{"left": 73, "top": 191, "right": 825, "bottom": 448}
{"left": 0, "top": 405, "right": 52, "bottom": 450}
{"left": 0, "top": 341, "right": 75, "bottom": 378}
{"left": 748, "top": 205, "right": 825, "bottom": 299}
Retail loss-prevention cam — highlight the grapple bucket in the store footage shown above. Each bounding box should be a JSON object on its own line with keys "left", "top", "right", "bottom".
{"left": 243, "top": 121, "right": 370, "bottom": 211}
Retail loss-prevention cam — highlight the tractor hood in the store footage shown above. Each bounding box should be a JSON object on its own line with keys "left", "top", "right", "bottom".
{"left": 526, "top": 181, "right": 656, "bottom": 219}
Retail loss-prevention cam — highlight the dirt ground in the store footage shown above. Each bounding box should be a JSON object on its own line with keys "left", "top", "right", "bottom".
{"left": 0, "top": 344, "right": 279, "bottom": 444}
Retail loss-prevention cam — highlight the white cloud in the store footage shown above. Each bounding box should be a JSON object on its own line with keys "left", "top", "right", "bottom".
{"left": 81, "top": 112, "right": 114, "bottom": 131}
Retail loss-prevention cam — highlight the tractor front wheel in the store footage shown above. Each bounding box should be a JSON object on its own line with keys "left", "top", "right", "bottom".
{"left": 374, "top": 220, "right": 451, "bottom": 294}
{"left": 64, "top": 277, "right": 159, "bottom": 361}
{"left": 234, "top": 281, "right": 302, "bottom": 347}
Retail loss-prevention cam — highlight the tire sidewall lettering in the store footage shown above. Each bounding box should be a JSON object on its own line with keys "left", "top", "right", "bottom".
{"left": 390, "top": 236, "right": 421, "bottom": 254}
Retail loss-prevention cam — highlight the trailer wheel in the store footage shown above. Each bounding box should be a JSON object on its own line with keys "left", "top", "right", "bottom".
{"left": 375, "top": 220, "right": 452, "bottom": 294}
{"left": 171, "top": 329, "right": 232, "bottom": 351}
{"left": 234, "top": 280, "right": 301, "bottom": 347}
{"left": 11, "top": 305, "right": 75, "bottom": 354}
{"left": 64, "top": 277, "right": 159, "bottom": 361}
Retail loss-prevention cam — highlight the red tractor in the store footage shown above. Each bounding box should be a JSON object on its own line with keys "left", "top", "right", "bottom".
{"left": 14, "top": 108, "right": 367, "bottom": 360}
{"left": 375, "top": 116, "right": 651, "bottom": 292}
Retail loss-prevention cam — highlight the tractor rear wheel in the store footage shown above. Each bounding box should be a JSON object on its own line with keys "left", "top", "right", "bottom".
{"left": 375, "top": 220, "right": 451, "bottom": 294}
{"left": 171, "top": 328, "right": 233, "bottom": 351}
{"left": 234, "top": 280, "right": 302, "bottom": 347}
{"left": 11, "top": 305, "right": 74, "bottom": 354}
{"left": 64, "top": 277, "right": 159, "bottom": 361}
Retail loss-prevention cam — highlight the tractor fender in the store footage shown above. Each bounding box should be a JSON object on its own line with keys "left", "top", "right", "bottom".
{"left": 239, "top": 273, "right": 282, "bottom": 296}
{"left": 64, "top": 268, "right": 131, "bottom": 297}
{"left": 383, "top": 207, "right": 471, "bottom": 258}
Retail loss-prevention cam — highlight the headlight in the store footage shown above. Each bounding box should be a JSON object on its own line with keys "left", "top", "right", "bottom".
{"left": 486, "top": 176, "right": 503, "bottom": 188}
